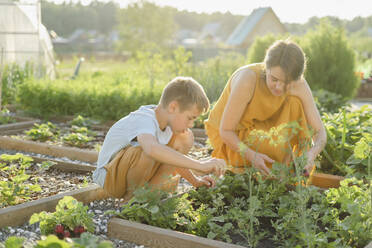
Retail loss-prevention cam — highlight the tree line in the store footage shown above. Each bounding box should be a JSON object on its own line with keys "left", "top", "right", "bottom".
{"left": 41, "top": 0, "right": 371, "bottom": 38}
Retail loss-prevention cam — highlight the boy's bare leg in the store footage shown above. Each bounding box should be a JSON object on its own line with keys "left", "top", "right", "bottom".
{"left": 149, "top": 129, "right": 195, "bottom": 189}
{"left": 124, "top": 130, "right": 195, "bottom": 200}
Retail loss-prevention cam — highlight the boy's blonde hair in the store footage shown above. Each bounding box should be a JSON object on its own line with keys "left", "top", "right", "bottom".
{"left": 159, "top": 77, "right": 210, "bottom": 113}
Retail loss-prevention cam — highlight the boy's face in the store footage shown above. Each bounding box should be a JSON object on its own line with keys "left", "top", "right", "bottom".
{"left": 168, "top": 102, "right": 201, "bottom": 134}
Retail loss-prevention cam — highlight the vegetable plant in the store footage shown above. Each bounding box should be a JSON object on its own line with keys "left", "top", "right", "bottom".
{"left": 29, "top": 196, "right": 94, "bottom": 239}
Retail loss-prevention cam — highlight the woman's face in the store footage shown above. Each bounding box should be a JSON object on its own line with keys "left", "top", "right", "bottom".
{"left": 266, "top": 66, "right": 289, "bottom": 96}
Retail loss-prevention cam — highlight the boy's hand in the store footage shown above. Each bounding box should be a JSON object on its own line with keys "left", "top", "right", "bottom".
{"left": 194, "top": 176, "right": 216, "bottom": 188}
{"left": 200, "top": 158, "right": 226, "bottom": 177}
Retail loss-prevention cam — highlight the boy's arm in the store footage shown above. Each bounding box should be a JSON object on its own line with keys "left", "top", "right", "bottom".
{"left": 137, "top": 133, "right": 225, "bottom": 176}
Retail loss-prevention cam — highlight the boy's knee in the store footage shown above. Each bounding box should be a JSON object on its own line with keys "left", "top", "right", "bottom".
{"left": 172, "top": 129, "right": 194, "bottom": 154}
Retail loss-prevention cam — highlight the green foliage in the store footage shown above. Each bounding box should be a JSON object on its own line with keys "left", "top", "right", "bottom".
{"left": 69, "top": 115, "right": 94, "bottom": 128}
{"left": 25, "top": 122, "right": 59, "bottom": 142}
{"left": 1, "top": 236, "right": 24, "bottom": 248}
{"left": 246, "top": 33, "right": 286, "bottom": 64}
{"left": 1, "top": 63, "right": 33, "bottom": 106}
{"left": 0, "top": 153, "right": 41, "bottom": 207}
{"left": 71, "top": 232, "right": 113, "bottom": 248}
{"left": 16, "top": 48, "right": 243, "bottom": 121}
{"left": 312, "top": 89, "right": 348, "bottom": 113}
{"left": 29, "top": 196, "right": 94, "bottom": 237}
{"left": 109, "top": 185, "right": 202, "bottom": 234}
{"left": 62, "top": 132, "right": 93, "bottom": 148}
{"left": 116, "top": 0, "right": 177, "bottom": 53}
{"left": 303, "top": 21, "right": 359, "bottom": 99}
{"left": 0, "top": 108, "right": 16, "bottom": 125}
{"left": 0, "top": 233, "right": 113, "bottom": 248}
{"left": 190, "top": 52, "right": 245, "bottom": 103}
{"left": 321, "top": 105, "right": 372, "bottom": 178}
{"left": 321, "top": 178, "right": 372, "bottom": 247}
{"left": 41, "top": 0, "right": 117, "bottom": 36}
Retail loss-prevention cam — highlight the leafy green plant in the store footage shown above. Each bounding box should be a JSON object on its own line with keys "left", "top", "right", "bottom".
{"left": 321, "top": 105, "right": 372, "bottom": 178}
{"left": 70, "top": 115, "right": 94, "bottom": 128}
{"left": 0, "top": 236, "right": 24, "bottom": 248}
{"left": 109, "top": 185, "right": 202, "bottom": 234}
{"left": 312, "top": 89, "right": 348, "bottom": 113}
{"left": 62, "top": 132, "right": 93, "bottom": 148}
{"left": 0, "top": 153, "right": 41, "bottom": 207}
{"left": 29, "top": 196, "right": 94, "bottom": 239}
{"left": 303, "top": 21, "right": 359, "bottom": 99}
{"left": 0, "top": 108, "right": 16, "bottom": 125}
{"left": 25, "top": 122, "right": 59, "bottom": 142}
{"left": 321, "top": 178, "right": 372, "bottom": 247}
{"left": 0, "top": 233, "right": 113, "bottom": 248}
{"left": 1, "top": 62, "right": 33, "bottom": 106}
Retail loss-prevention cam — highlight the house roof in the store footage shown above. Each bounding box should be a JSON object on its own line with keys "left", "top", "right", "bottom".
{"left": 226, "top": 7, "right": 270, "bottom": 46}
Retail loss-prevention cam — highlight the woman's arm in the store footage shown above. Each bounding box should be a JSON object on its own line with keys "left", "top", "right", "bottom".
{"left": 219, "top": 68, "right": 274, "bottom": 175}
{"left": 291, "top": 78, "right": 327, "bottom": 172}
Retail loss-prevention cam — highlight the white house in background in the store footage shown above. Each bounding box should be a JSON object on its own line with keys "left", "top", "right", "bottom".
{"left": 198, "top": 22, "right": 221, "bottom": 44}
{"left": 226, "top": 7, "right": 287, "bottom": 48}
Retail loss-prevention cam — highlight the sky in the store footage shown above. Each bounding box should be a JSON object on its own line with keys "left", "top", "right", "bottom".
{"left": 51, "top": 0, "right": 372, "bottom": 24}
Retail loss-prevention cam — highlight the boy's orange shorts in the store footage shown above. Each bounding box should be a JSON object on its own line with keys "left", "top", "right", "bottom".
{"left": 103, "top": 136, "right": 180, "bottom": 199}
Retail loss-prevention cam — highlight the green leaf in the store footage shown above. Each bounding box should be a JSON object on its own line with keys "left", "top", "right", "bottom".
{"left": 34, "top": 235, "right": 70, "bottom": 248}
{"left": 148, "top": 205, "right": 159, "bottom": 214}
{"left": 4, "top": 236, "right": 24, "bottom": 248}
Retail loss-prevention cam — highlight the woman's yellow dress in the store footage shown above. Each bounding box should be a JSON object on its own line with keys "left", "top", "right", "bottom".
{"left": 205, "top": 63, "right": 312, "bottom": 171}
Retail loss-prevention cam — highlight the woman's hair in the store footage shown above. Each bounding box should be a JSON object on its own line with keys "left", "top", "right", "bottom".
{"left": 264, "top": 39, "right": 306, "bottom": 83}
{"left": 159, "top": 76, "right": 210, "bottom": 113}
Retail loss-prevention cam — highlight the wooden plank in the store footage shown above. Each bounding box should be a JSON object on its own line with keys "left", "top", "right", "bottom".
{"left": 311, "top": 172, "right": 344, "bottom": 189}
{"left": 0, "top": 184, "right": 108, "bottom": 228}
{"left": 0, "top": 120, "right": 39, "bottom": 132}
{"left": 30, "top": 155, "right": 95, "bottom": 173}
{"left": 0, "top": 136, "right": 98, "bottom": 163}
{"left": 0, "top": 128, "right": 29, "bottom": 135}
{"left": 228, "top": 167, "right": 344, "bottom": 189}
{"left": 107, "top": 218, "right": 245, "bottom": 248}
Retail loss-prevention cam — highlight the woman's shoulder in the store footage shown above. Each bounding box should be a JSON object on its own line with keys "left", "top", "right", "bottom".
{"left": 231, "top": 64, "right": 260, "bottom": 89}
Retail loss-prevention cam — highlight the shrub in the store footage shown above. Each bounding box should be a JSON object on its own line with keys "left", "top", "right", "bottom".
{"left": 312, "top": 89, "right": 348, "bottom": 113}
{"left": 1, "top": 62, "right": 33, "bottom": 106}
{"left": 303, "top": 21, "right": 359, "bottom": 99}
{"left": 246, "top": 33, "right": 285, "bottom": 64}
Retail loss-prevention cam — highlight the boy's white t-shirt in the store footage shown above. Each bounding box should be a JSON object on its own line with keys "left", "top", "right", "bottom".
{"left": 92, "top": 105, "right": 173, "bottom": 187}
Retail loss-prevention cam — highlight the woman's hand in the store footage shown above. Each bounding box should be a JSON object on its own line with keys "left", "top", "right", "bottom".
{"left": 245, "top": 149, "right": 275, "bottom": 176}
{"left": 303, "top": 152, "right": 315, "bottom": 177}
{"left": 193, "top": 176, "right": 216, "bottom": 188}
{"left": 200, "top": 158, "right": 227, "bottom": 177}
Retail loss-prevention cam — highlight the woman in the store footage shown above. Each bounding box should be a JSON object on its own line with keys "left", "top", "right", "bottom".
{"left": 204, "top": 40, "right": 326, "bottom": 178}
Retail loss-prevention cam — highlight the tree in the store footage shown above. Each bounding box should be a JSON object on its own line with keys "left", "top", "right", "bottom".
{"left": 116, "top": 1, "right": 177, "bottom": 54}
{"left": 303, "top": 21, "right": 359, "bottom": 99}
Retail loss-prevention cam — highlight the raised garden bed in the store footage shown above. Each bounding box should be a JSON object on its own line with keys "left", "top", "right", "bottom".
{"left": 0, "top": 115, "right": 40, "bottom": 135}
{"left": 0, "top": 136, "right": 98, "bottom": 163}
{"left": 0, "top": 152, "right": 95, "bottom": 210}
{"left": 0, "top": 184, "right": 106, "bottom": 229}
{"left": 105, "top": 164, "right": 371, "bottom": 248}
{"left": 108, "top": 218, "right": 244, "bottom": 248}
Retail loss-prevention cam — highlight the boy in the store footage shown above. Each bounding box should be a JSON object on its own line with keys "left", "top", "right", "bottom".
{"left": 93, "top": 76, "right": 226, "bottom": 199}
